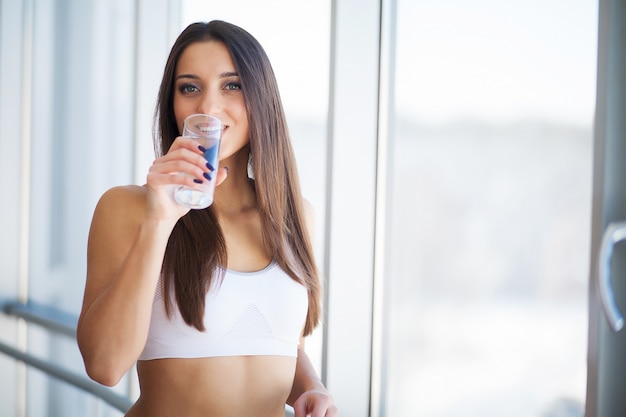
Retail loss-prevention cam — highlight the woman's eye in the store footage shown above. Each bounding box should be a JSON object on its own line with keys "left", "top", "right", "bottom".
{"left": 225, "top": 82, "right": 242, "bottom": 91}
{"left": 179, "top": 84, "right": 199, "bottom": 94}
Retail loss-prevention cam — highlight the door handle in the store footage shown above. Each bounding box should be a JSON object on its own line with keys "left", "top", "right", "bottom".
{"left": 598, "top": 221, "right": 626, "bottom": 332}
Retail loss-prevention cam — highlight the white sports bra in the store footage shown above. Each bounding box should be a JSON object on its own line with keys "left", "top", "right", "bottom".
{"left": 138, "top": 262, "right": 308, "bottom": 360}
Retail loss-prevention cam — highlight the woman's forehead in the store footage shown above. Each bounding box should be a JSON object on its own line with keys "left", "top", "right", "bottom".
{"left": 176, "top": 41, "right": 236, "bottom": 75}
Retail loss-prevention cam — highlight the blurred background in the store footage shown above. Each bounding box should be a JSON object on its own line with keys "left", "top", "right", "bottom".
{"left": 0, "top": 0, "right": 600, "bottom": 416}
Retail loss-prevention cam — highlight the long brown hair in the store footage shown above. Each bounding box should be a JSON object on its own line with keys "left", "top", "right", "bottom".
{"left": 154, "top": 21, "right": 320, "bottom": 336}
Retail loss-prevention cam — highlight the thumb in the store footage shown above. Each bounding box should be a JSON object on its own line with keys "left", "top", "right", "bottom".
{"left": 292, "top": 400, "right": 311, "bottom": 417}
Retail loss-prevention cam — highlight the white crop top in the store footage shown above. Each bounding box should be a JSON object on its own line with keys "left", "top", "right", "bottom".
{"left": 138, "top": 262, "right": 308, "bottom": 360}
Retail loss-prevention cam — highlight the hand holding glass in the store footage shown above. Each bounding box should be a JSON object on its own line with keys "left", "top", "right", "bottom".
{"left": 174, "top": 114, "right": 222, "bottom": 209}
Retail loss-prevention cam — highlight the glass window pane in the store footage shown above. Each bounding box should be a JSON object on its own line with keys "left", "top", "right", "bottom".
{"left": 25, "top": 0, "right": 137, "bottom": 415}
{"left": 387, "top": 2, "right": 597, "bottom": 416}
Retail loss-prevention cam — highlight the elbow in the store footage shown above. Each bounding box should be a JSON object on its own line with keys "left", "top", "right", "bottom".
{"left": 83, "top": 357, "right": 128, "bottom": 387}
{"left": 76, "top": 321, "right": 139, "bottom": 386}
{"left": 78, "top": 336, "right": 131, "bottom": 387}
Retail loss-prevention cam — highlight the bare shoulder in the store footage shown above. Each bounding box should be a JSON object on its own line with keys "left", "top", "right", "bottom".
{"left": 89, "top": 184, "right": 148, "bottom": 236}
{"left": 92, "top": 185, "right": 147, "bottom": 226}
{"left": 96, "top": 184, "right": 147, "bottom": 210}
{"left": 88, "top": 185, "right": 148, "bottom": 266}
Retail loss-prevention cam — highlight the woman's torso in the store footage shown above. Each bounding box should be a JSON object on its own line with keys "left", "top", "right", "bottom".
{"left": 126, "top": 356, "right": 296, "bottom": 417}
{"left": 126, "top": 195, "right": 308, "bottom": 416}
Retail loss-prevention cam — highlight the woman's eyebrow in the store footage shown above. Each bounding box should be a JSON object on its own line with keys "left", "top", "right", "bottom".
{"left": 175, "top": 74, "right": 200, "bottom": 81}
{"left": 175, "top": 72, "right": 239, "bottom": 81}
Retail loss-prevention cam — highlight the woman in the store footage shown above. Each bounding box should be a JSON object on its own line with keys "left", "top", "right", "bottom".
{"left": 77, "top": 20, "right": 337, "bottom": 417}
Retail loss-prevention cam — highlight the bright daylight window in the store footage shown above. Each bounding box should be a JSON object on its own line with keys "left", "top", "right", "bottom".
{"left": 387, "top": 1, "right": 596, "bottom": 416}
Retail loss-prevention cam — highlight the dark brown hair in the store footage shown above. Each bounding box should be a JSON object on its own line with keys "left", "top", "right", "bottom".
{"left": 154, "top": 21, "right": 320, "bottom": 336}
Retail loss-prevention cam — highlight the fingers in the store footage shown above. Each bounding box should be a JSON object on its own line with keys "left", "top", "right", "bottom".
{"left": 147, "top": 161, "right": 210, "bottom": 188}
{"left": 292, "top": 401, "right": 307, "bottom": 417}
{"left": 148, "top": 137, "right": 213, "bottom": 188}
{"left": 292, "top": 392, "right": 338, "bottom": 417}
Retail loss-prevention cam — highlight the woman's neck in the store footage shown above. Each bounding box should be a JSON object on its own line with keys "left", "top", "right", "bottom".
{"left": 213, "top": 153, "right": 256, "bottom": 215}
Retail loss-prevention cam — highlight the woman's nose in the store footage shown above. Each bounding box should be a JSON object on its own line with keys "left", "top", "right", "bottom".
{"left": 198, "top": 91, "right": 221, "bottom": 117}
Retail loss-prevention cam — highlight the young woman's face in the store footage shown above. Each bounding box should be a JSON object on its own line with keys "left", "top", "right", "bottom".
{"left": 173, "top": 41, "right": 249, "bottom": 161}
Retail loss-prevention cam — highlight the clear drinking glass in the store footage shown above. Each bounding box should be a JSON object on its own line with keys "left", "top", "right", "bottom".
{"left": 174, "top": 113, "right": 222, "bottom": 209}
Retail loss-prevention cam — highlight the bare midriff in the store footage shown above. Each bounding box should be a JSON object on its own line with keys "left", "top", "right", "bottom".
{"left": 125, "top": 356, "right": 297, "bottom": 417}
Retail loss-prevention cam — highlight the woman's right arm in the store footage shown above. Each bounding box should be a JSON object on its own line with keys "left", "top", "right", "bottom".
{"left": 77, "top": 137, "right": 219, "bottom": 386}
{"left": 77, "top": 185, "right": 178, "bottom": 386}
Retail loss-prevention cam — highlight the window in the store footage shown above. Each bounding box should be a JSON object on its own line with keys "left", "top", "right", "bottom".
{"left": 386, "top": 1, "right": 597, "bottom": 415}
